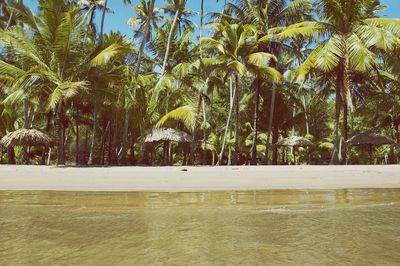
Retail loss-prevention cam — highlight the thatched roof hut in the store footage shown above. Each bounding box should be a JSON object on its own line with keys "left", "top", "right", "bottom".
{"left": 0, "top": 128, "right": 54, "bottom": 147}
{"left": 145, "top": 128, "right": 193, "bottom": 143}
{"left": 275, "top": 136, "right": 314, "bottom": 147}
{"left": 346, "top": 132, "right": 396, "bottom": 146}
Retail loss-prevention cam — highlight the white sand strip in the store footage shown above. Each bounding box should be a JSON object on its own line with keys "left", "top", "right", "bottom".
{"left": 0, "top": 165, "right": 399, "bottom": 192}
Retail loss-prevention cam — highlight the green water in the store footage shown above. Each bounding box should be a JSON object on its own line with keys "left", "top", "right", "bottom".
{"left": 1, "top": 189, "right": 400, "bottom": 265}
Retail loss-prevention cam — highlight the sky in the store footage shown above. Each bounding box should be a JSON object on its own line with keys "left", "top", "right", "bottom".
{"left": 24, "top": 0, "right": 400, "bottom": 40}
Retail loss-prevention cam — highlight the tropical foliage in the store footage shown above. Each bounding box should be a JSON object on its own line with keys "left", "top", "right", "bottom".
{"left": 0, "top": 0, "right": 399, "bottom": 166}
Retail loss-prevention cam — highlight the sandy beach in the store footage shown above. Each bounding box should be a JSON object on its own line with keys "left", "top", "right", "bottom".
{"left": 0, "top": 165, "right": 399, "bottom": 191}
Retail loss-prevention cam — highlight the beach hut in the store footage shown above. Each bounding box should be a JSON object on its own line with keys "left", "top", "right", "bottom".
{"left": 0, "top": 128, "right": 54, "bottom": 164}
{"left": 346, "top": 132, "right": 396, "bottom": 164}
{"left": 275, "top": 136, "right": 314, "bottom": 164}
{"left": 145, "top": 128, "right": 193, "bottom": 165}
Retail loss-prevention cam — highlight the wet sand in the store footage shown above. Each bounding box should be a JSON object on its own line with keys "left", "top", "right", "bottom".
{"left": 0, "top": 165, "right": 399, "bottom": 191}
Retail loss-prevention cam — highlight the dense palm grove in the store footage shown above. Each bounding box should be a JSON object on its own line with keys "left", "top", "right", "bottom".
{"left": 0, "top": 0, "right": 399, "bottom": 166}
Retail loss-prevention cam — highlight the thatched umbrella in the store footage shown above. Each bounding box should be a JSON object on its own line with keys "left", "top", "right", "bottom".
{"left": 145, "top": 128, "right": 193, "bottom": 143}
{"left": 0, "top": 128, "right": 54, "bottom": 148}
{"left": 275, "top": 136, "right": 314, "bottom": 164}
{"left": 346, "top": 132, "right": 396, "bottom": 164}
{"left": 145, "top": 128, "right": 193, "bottom": 165}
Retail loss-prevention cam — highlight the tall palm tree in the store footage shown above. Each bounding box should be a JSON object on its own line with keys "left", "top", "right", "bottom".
{"left": 202, "top": 21, "right": 281, "bottom": 164}
{"left": 119, "top": 0, "right": 159, "bottom": 164}
{"left": 271, "top": 0, "right": 400, "bottom": 164}
{"left": 0, "top": 0, "right": 128, "bottom": 165}
{"left": 153, "top": 0, "right": 194, "bottom": 93}
{"left": 162, "top": 0, "right": 195, "bottom": 35}
{"left": 224, "top": 0, "right": 313, "bottom": 164}
{"left": 127, "top": 0, "right": 159, "bottom": 75}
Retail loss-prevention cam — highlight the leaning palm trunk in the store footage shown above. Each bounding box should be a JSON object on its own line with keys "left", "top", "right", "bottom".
{"left": 154, "top": 10, "right": 179, "bottom": 91}
{"left": 263, "top": 85, "right": 277, "bottom": 165}
{"left": 233, "top": 74, "right": 240, "bottom": 165}
{"left": 5, "top": 11, "right": 13, "bottom": 30}
{"left": 218, "top": 77, "right": 235, "bottom": 165}
{"left": 251, "top": 77, "right": 261, "bottom": 165}
{"left": 330, "top": 74, "right": 342, "bottom": 165}
{"left": 134, "top": 0, "right": 155, "bottom": 75}
{"left": 303, "top": 95, "right": 310, "bottom": 135}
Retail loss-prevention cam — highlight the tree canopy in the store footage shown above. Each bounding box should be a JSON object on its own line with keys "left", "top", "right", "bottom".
{"left": 0, "top": 0, "right": 399, "bottom": 166}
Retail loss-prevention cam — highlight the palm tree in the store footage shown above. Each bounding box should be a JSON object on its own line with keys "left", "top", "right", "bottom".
{"left": 128, "top": 0, "right": 159, "bottom": 75}
{"left": 162, "top": 0, "right": 195, "bottom": 36}
{"left": 224, "top": 0, "right": 313, "bottom": 164}
{"left": 153, "top": 0, "right": 194, "bottom": 93}
{"left": 0, "top": 0, "right": 128, "bottom": 165}
{"left": 117, "top": 0, "right": 159, "bottom": 164}
{"left": 202, "top": 21, "right": 281, "bottom": 164}
{"left": 271, "top": 0, "right": 400, "bottom": 164}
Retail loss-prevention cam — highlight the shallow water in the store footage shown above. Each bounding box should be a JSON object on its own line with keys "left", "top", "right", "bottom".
{"left": 1, "top": 189, "right": 400, "bottom": 265}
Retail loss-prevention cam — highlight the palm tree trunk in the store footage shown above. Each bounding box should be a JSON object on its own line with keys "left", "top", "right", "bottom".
{"left": 57, "top": 102, "right": 65, "bottom": 165}
{"left": 251, "top": 77, "right": 261, "bottom": 165}
{"left": 7, "top": 146, "right": 16, "bottom": 164}
{"left": 84, "top": 126, "right": 89, "bottom": 164}
{"left": 5, "top": 11, "right": 13, "bottom": 30}
{"left": 134, "top": 0, "right": 155, "bottom": 75}
{"left": 75, "top": 104, "right": 80, "bottom": 165}
{"left": 89, "top": 7, "right": 96, "bottom": 35}
{"left": 200, "top": 0, "right": 204, "bottom": 40}
{"left": 199, "top": 2, "right": 208, "bottom": 165}
{"left": 75, "top": 120, "right": 80, "bottom": 165}
{"left": 154, "top": 9, "right": 179, "bottom": 91}
{"left": 120, "top": 110, "right": 129, "bottom": 165}
{"left": 342, "top": 104, "right": 348, "bottom": 164}
{"left": 233, "top": 74, "right": 240, "bottom": 165}
{"left": 88, "top": 105, "right": 97, "bottom": 165}
{"left": 263, "top": 85, "right": 277, "bottom": 165}
{"left": 111, "top": 115, "right": 119, "bottom": 165}
{"left": 303, "top": 95, "right": 310, "bottom": 135}
{"left": 0, "top": 145, "right": 3, "bottom": 164}
{"left": 330, "top": 64, "right": 345, "bottom": 165}
{"left": 218, "top": 77, "right": 236, "bottom": 165}
{"left": 330, "top": 85, "right": 342, "bottom": 165}
{"left": 100, "top": 121, "right": 110, "bottom": 165}
{"left": 163, "top": 141, "right": 170, "bottom": 166}
{"left": 99, "top": 0, "right": 108, "bottom": 43}
{"left": 201, "top": 95, "right": 207, "bottom": 164}
{"left": 130, "top": 133, "right": 136, "bottom": 164}
{"left": 22, "top": 99, "right": 30, "bottom": 164}
{"left": 272, "top": 126, "right": 279, "bottom": 165}
{"left": 342, "top": 58, "right": 351, "bottom": 164}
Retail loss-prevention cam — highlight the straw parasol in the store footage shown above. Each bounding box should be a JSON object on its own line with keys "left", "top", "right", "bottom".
{"left": 346, "top": 132, "right": 396, "bottom": 146}
{"left": 145, "top": 128, "right": 193, "bottom": 143}
{"left": 346, "top": 132, "right": 396, "bottom": 164}
{"left": 0, "top": 128, "right": 54, "bottom": 148}
{"left": 144, "top": 128, "right": 194, "bottom": 166}
{"left": 275, "top": 136, "right": 315, "bottom": 147}
{"left": 275, "top": 136, "right": 314, "bottom": 165}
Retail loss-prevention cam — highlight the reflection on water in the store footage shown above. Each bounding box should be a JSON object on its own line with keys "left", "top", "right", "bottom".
{"left": 1, "top": 189, "right": 400, "bottom": 265}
